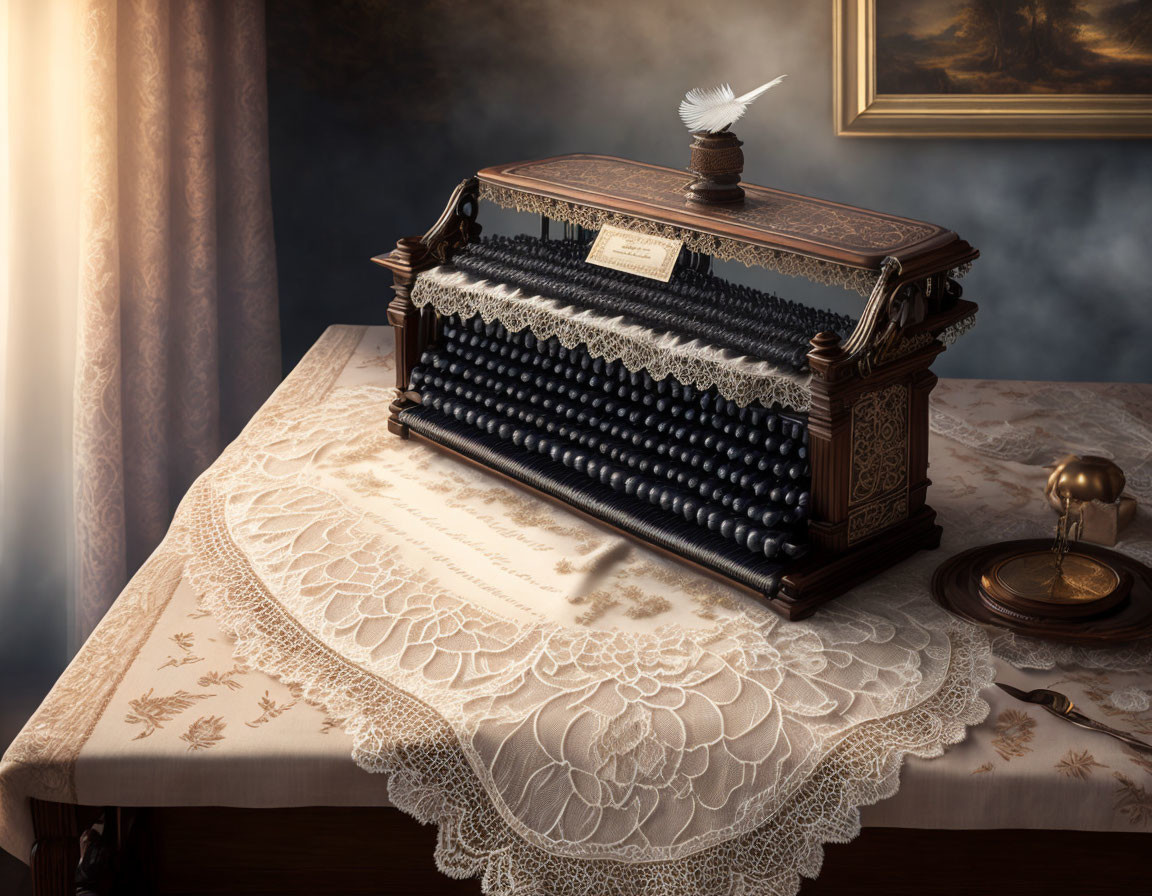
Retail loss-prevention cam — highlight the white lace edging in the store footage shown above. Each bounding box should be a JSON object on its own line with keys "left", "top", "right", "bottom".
{"left": 477, "top": 182, "right": 882, "bottom": 297}
{"left": 989, "top": 632, "right": 1152, "bottom": 672}
{"left": 939, "top": 311, "right": 976, "bottom": 347}
{"left": 411, "top": 267, "right": 814, "bottom": 411}
{"left": 180, "top": 488, "right": 992, "bottom": 896}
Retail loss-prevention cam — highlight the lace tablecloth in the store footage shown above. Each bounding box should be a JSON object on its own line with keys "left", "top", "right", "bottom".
{"left": 2, "top": 326, "right": 1150, "bottom": 896}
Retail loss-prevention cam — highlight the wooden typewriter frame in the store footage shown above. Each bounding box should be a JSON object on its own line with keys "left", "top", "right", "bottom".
{"left": 374, "top": 155, "right": 978, "bottom": 619}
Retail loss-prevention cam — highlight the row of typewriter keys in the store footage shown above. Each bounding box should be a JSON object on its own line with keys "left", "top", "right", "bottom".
{"left": 408, "top": 315, "right": 810, "bottom": 560}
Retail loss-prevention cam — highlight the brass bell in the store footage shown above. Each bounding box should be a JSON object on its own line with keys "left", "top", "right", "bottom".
{"left": 1045, "top": 455, "right": 1136, "bottom": 546}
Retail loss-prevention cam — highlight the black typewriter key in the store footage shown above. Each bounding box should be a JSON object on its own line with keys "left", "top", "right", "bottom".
{"left": 759, "top": 508, "right": 782, "bottom": 527}
{"left": 659, "top": 490, "right": 675, "bottom": 511}
{"left": 746, "top": 529, "right": 766, "bottom": 553}
{"left": 635, "top": 481, "right": 651, "bottom": 501}
{"left": 719, "top": 517, "right": 736, "bottom": 539}
{"left": 706, "top": 510, "right": 725, "bottom": 532}
{"left": 609, "top": 470, "right": 627, "bottom": 490}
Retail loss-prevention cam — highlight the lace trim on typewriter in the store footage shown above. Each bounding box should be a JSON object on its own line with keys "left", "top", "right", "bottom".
{"left": 412, "top": 267, "right": 815, "bottom": 411}
{"left": 478, "top": 182, "right": 882, "bottom": 296}
{"left": 939, "top": 311, "right": 977, "bottom": 346}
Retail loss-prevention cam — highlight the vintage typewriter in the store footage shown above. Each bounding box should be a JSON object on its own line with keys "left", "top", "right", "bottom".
{"left": 374, "top": 155, "right": 978, "bottom": 618}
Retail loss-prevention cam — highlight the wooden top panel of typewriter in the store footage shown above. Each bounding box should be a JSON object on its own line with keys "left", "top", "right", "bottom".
{"left": 478, "top": 154, "right": 976, "bottom": 275}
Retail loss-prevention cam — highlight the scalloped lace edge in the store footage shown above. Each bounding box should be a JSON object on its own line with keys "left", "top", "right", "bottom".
{"left": 179, "top": 492, "right": 993, "bottom": 896}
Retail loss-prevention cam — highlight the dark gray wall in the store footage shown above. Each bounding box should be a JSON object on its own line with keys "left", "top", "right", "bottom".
{"left": 266, "top": 0, "right": 1152, "bottom": 383}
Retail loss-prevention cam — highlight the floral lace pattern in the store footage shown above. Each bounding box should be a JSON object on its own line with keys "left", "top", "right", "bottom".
{"left": 159, "top": 329, "right": 996, "bottom": 895}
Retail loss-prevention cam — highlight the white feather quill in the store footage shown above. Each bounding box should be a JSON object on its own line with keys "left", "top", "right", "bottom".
{"left": 678, "top": 75, "right": 788, "bottom": 133}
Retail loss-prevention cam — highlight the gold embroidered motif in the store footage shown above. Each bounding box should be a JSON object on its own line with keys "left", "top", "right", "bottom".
{"left": 991, "top": 709, "right": 1036, "bottom": 761}
{"left": 1113, "top": 773, "right": 1152, "bottom": 826}
{"left": 246, "top": 691, "right": 297, "bottom": 728}
{"left": 1055, "top": 750, "right": 1106, "bottom": 780}
{"left": 171, "top": 632, "right": 194, "bottom": 651}
{"left": 158, "top": 654, "right": 204, "bottom": 670}
{"left": 180, "top": 715, "right": 227, "bottom": 751}
{"left": 124, "top": 689, "right": 215, "bottom": 740}
{"left": 971, "top": 762, "right": 995, "bottom": 775}
{"left": 197, "top": 665, "right": 247, "bottom": 691}
{"left": 568, "top": 585, "right": 672, "bottom": 626}
{"left": 158, "top": 631, "right": 205, "bottom": 670}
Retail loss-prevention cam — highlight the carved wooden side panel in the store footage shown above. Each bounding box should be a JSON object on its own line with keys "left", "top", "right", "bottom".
{"left": 847, "top": 383, "right": 910, "bottom": 544}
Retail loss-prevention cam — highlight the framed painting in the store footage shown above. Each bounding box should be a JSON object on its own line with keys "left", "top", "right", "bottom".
{"left": 834, "top": 0, "right": 1152, "bottom": 137}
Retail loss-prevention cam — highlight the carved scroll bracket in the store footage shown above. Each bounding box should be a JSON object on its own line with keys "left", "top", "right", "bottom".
{"left": 841, "top": 255, "right": 903, "bottom": 376}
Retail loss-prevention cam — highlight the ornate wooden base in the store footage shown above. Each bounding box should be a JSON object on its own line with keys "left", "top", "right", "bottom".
{"left": 775, "top": 506, "right": 943, "bottom": 620}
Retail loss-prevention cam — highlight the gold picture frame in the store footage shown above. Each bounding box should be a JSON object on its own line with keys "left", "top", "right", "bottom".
{"left": 834, "top": 0, "right": 1152, "bottom": 138}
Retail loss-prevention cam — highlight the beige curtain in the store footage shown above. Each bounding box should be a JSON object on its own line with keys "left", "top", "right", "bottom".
{"left": 72, "top": 0, "right": 280, "bottom": 641}
{"left": 0, "top": 0, "right": 279, "bottom": 651}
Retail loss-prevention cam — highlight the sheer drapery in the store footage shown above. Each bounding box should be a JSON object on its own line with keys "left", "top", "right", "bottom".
{"left": 0, "top": 0, "right": 280, "bottom": 656}
{"left": 74, "top": 0, "right": 280, "bottom": 641}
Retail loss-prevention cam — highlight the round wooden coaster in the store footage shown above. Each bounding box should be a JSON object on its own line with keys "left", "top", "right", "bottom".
{"left": 932, "top": 539, "right": 1152, "bottom": 645}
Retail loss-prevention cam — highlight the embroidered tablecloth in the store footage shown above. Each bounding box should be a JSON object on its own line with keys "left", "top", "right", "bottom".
{"left": 2, "top": 326, "right": 1150, "bottom": 895}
